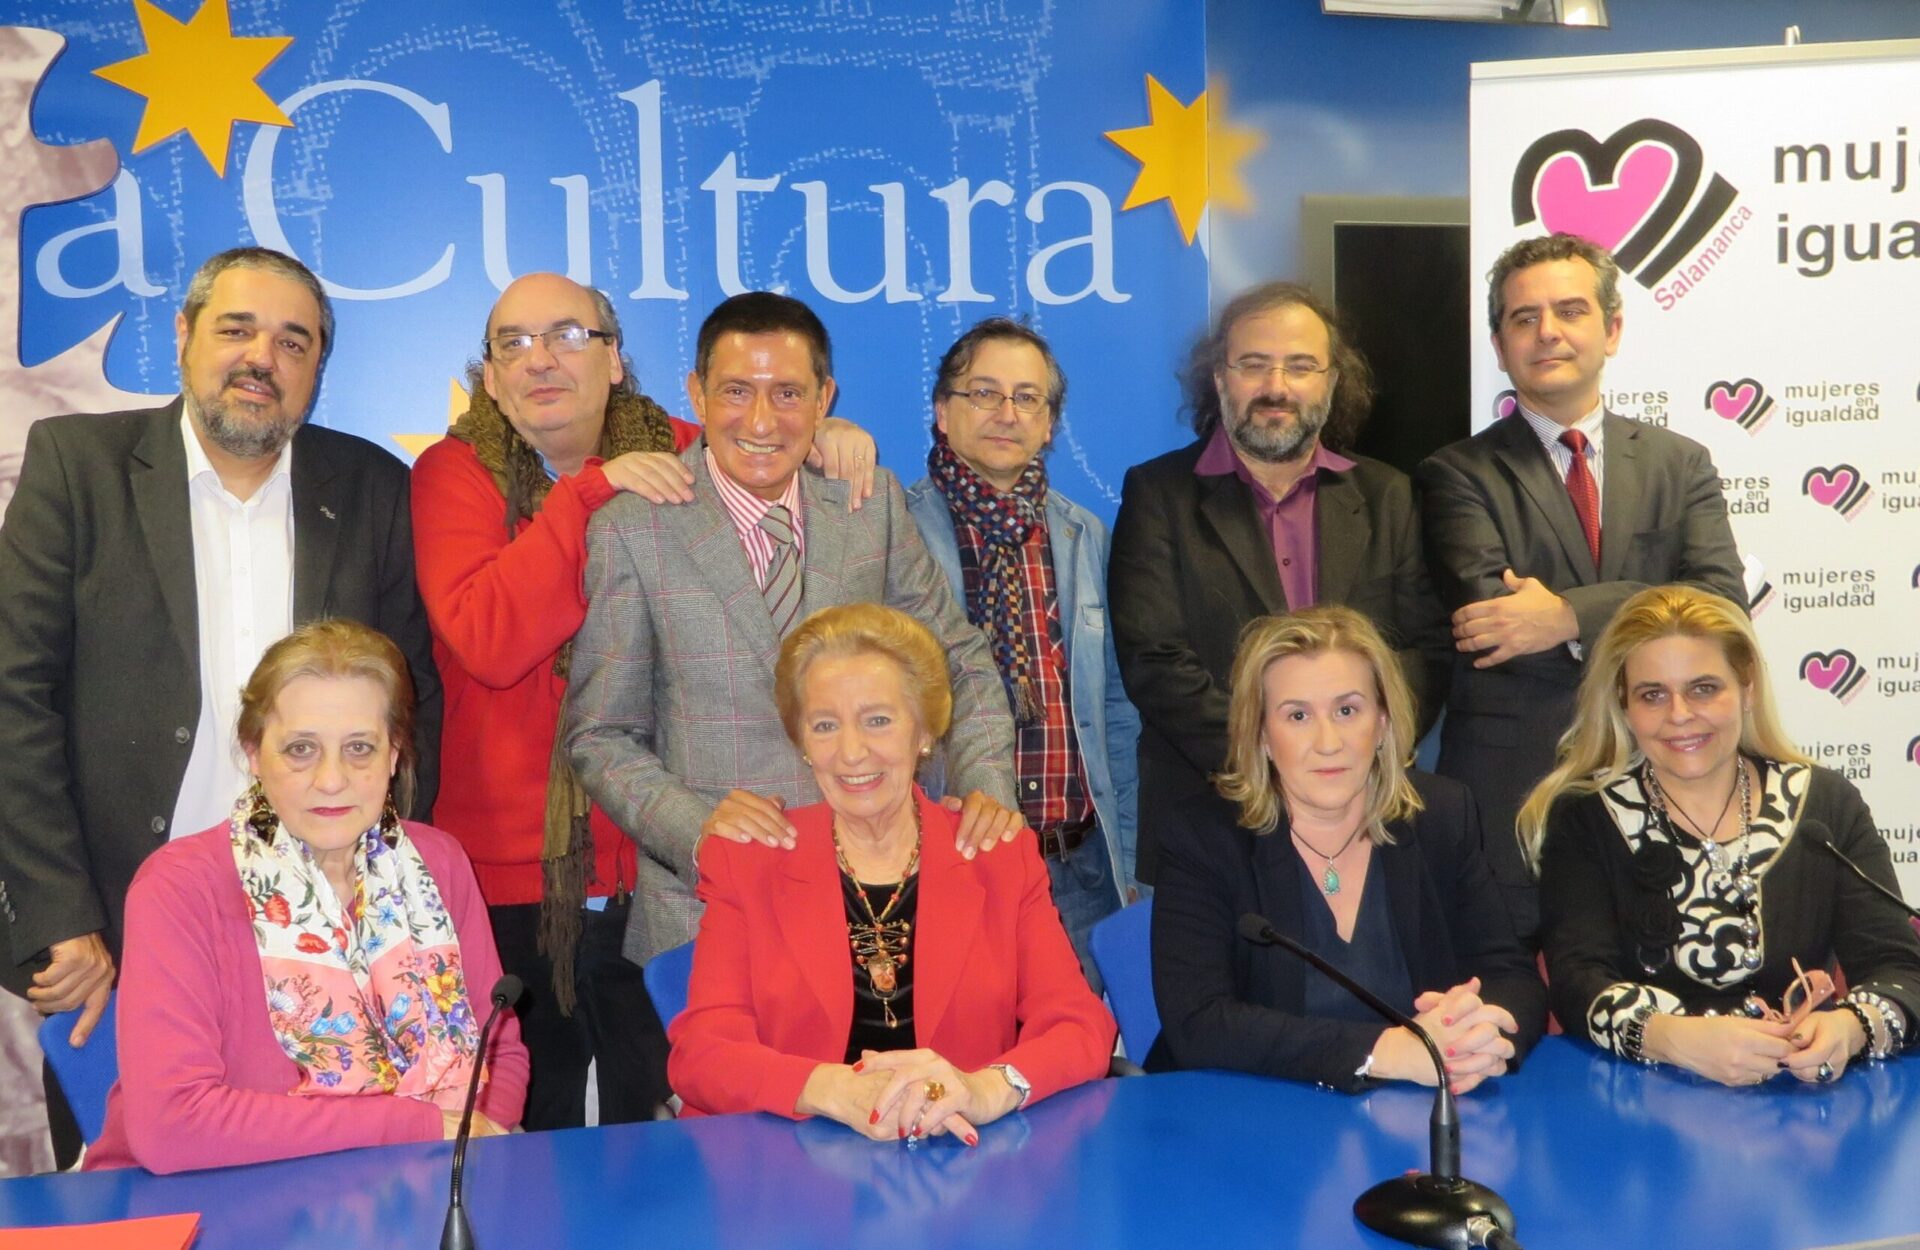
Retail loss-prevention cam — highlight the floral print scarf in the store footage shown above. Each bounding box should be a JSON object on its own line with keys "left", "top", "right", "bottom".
{"left": 230, "top": 800, "right": 483, "bottom": 1109}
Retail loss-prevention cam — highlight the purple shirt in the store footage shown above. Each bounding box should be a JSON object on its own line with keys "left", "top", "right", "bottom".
{"left": 1193, "top": 424, "right": 1355, "bottom": 611}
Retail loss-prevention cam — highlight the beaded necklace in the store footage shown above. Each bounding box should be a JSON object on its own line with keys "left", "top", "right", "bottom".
{"left": 834, "top": 807, "right": 922, "bottom": 1028}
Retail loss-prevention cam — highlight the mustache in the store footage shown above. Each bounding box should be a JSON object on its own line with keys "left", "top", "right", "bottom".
{"left": 1247, "top": 399, "right": 1300, "bottom": 417}
{"left": 225, "top": 366, "right": 282, "bottom": 400}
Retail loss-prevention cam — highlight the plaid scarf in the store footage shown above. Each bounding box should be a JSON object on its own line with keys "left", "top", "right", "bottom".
{"left": 447, "top": 381, "right": 675, "bottom": 1012}
{"left": 927, "top": 430, "right": 1048, "bottom": 723}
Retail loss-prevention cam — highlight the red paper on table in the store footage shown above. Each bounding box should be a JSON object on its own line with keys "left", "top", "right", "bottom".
{"left": 0, "top": 1212, "right": 199, "bottom": 1249}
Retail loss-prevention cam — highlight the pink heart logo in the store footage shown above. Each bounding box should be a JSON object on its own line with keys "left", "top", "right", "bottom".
{"left": 1801, "top": 651, "right": 1854, "bottom": 691}
{"left": 1708, "top": 381, "right": 1759, "bottom": 422}
{"left": 1536, "top": 143, "right": 1677, "bottom": 253}
{"left": 1806, "top": 469, "right": 1857, "bottom": 508}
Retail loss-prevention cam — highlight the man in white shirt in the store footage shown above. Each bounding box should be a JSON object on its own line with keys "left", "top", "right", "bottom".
{"left": 0, "top": 249, "right": 440, "bottom": 1156}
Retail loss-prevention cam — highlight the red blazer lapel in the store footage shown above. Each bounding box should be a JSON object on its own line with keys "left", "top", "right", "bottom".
{"left": 909, "top": 793, "right": 983, "bottom": 1048}
{"left": 773, "top": 810, "right": 854, "bottom": 1049}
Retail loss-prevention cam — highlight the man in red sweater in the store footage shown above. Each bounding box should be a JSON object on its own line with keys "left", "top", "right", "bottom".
{"left": 410, "top": 273, "right": 875, "bottom": 1128}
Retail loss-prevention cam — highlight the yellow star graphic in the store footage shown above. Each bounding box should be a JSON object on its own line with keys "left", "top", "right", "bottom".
{"left": 1207, "top": 77, "right": 1263, "bottom": 219}
{"left": 1103, "top": 74, "right": 1263, "bottom": 246}
{"left": 92, "top": 0, "right": 293, "bottom": 176}
{"left": 389, "top": 378, "right": 465, "bottom": 460}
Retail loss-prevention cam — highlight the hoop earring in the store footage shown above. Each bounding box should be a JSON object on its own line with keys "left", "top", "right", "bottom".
{"left": 245, "top": 778, "right": 278, "bottom": 842}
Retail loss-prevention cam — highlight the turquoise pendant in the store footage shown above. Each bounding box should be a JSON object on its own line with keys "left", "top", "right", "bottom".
{"left": 1321, "top": 865, "right": 1341, "bottom": 895}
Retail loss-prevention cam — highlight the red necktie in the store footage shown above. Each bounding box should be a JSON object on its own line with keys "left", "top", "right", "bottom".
{"left": 1560, "top": 429, "right": 1601, "bottom": 567}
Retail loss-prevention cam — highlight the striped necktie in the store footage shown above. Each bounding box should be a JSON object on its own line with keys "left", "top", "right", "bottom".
{"left": 758, "top": 504, "right": 803, "bottom": 634}
{"left": 1560, "top": 428, "right": 1601, "bottom": 567}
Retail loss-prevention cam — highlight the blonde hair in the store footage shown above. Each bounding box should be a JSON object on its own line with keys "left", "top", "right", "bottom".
{"left": 1214, "top": 605, "right": 1423, "bottom": 841}
{"left": 236, "top": 619, "right": 418, "bottom": 816}
{"left": 1516, "top": 585, "right": 1809, "bottom": 869}
{"left": 774, "top": 603, "right": 953, "bottom": 747}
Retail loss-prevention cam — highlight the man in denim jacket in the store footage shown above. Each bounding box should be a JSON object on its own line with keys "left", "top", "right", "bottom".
{"left": 906, "top": 318, "right": 1141, "bottom": 990}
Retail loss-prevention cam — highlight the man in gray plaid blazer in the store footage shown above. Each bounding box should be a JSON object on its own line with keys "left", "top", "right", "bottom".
{"left": 566, "top": 293, "right": 1020, "bottom": 966}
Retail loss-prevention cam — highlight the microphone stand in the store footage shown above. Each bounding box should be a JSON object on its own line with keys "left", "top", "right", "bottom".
{"left": 442, "top": 975, "right": 523, "bottom": 1250}
{"left": 1814, "top": 833, "right": 1920, "bottom": 919}
{"left": 1237, "top": 914, "right": 1520, "bottom": 1250}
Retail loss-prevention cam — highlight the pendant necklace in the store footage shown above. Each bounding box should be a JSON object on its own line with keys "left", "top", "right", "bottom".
{"left": 1647, "top": 759, "right": 1760, "bottom": 970}
{"left": 835, "top": 808, "right": 922, "bottom": 1028}
{"left": 1292, "top": 823, "right": 1367, "bottom": 896}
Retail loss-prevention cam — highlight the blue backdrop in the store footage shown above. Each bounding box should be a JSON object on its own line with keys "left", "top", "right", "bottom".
{"left": 2, "top": 0, "right": 1211, "bottom": 521}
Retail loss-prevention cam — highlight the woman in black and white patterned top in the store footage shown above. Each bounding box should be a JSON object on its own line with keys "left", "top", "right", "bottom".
{"left": 1520, "top": 585, "right": 1920, "bottom": 1086}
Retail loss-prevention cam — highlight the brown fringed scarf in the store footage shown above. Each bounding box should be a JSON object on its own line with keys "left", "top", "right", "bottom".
{"left": 447, "top": 382, "right": 676, "bottom": 1013}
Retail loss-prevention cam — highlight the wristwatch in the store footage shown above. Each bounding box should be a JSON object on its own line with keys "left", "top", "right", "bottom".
{"left": 988, "top": 1063, "right": 1032, "bottom": 1108}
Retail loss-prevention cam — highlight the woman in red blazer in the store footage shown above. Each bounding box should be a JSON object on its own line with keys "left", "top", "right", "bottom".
{"left": 668, "top": 604, "right": 1114, "bottom": 1143}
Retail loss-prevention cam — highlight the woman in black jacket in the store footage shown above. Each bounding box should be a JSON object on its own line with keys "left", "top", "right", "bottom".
{"left": 1521, "top": 585, "right": 1920, "bottom": 1086}
{"left": 1148, "top": 605, "right": 1544, "bottom": 1092}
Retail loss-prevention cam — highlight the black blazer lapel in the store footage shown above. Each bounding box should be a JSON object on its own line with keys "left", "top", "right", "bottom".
{"left": 1489, "top": 416, "right": 1597, "bottom": 584}
{"left": 1597, "top": 413, "right": 1644, "bottom": 584}
{"left": 291, "top": 426, "right": 343, "bottom": 623}
{"left": 1249, "top": 826, "right": 1307, "bottom": 1011}
{"left": 1314, "top": 468, "right": 1369, "bottom": 605}
{"left": 1197, "top": 471, "right": 1289, "bottom": 614}
{"left": 129, "top": 401, "right": 198, "bottom": 666}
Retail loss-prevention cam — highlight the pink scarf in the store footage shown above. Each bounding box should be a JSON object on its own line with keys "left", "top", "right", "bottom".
{"left": 229, "top": 800, "right": 484, "bottom": 1109}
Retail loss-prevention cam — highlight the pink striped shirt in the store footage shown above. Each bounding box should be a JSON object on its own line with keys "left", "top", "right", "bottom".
{"left": 707, "top": 449, "right": 805, "bottom": 588}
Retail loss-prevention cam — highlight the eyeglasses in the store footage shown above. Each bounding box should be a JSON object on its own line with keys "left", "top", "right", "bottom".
{"left": 943, "top": 387, "right": 1050, "bottom": 416}
{"left": 1224, "top": 358, "right": 1332, "bottom": 383}
{"left": 484, "top": 325, "right": 613, "bottom": 362}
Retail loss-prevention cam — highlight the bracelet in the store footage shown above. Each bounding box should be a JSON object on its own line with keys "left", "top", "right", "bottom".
{"left": 1840, "top": 1000, "right": 1880, "bottom": 1058}
{"left": 1621, "top": 1002, "right": 1659, "bottom": 1065}
{"left": 1843, "top": 990, "right": 1906, "bottom": 1059}
{"left": 1354, "top": 1051, "right": 1377, "bottom": 1081}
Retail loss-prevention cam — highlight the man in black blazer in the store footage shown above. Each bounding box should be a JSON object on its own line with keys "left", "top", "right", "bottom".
{"left": 0, "top": 248, "right": 440, "bottom": 1068}
{"left": 1110, "top": 283, "right": 1450, "bottom": 884}
{"left": 1416, "top": 234, "right": 1743, "bottom": 945}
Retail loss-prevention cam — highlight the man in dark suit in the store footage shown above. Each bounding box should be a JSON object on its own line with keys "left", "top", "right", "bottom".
{"left": 0, "top": 248, "right": 440, "bottom": 1087}
{"left": 1109, "top": 282, "right": 1450, "bottom": 885}
{"left": 1416, "top": 233, "right": 1743, "bottom": 945}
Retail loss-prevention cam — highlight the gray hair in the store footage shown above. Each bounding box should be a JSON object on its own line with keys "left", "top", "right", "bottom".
{"left": 181, "top": 247, "right": 335, "bottom": 369}
{"left": 1486, "top": 234, "right": 1623, "bottom": 335}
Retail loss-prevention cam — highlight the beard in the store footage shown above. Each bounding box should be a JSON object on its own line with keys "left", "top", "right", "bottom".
{"left": 1224, "top": 391, "right": 1331, "bottom": 464}
{"left": 188, "top": 367, "right": 303, "bottom": 459}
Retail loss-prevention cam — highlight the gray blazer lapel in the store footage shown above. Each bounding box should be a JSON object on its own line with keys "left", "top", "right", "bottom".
{"left": 1198, "top": 471, "right": 1288, "bottom": 613}
{"left": 797, "top": 471, "right": 853, "bottom": 623}
{"left": 1313, "top": 468, "right": 1369, "bottom": 605}
{"left": 1490, "top": 416, "right": 1598, "bottom": 583}
{"left": 290, "top": 426, "right": 342, "bottom": 623}
{"left": 129, "top": 402, "right": 198, "bottom": 668}
{"left": 663, "top": 449, "right": 783, "bottom": 676}
{"left": 1597, "top": 413, "right": 1644, "bottom": 583}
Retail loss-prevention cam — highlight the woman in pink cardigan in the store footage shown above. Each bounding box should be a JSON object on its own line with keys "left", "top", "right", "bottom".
{"left": 86, "top": 620, "right": 527, "bottom": 1173}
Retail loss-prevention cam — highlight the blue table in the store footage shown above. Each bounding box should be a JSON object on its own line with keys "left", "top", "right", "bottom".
{"left": 3, "top": 1039, "right": 1915, "bottom": 1249}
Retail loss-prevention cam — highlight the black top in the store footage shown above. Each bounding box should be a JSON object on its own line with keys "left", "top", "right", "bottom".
{"left": 1295, "top": 855, "right": 1415, "bottom": 1026}
{"left": 1539, "top": 763, "right": 1920, "bottom": 1050}
{"left": 1145, "top": 771, "right": 1546, "bottom": 1091}
{"left": 841, "top": 872, "right": 920, "bottom": 1063}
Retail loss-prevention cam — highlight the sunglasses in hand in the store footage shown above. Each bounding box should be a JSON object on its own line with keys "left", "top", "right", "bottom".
{"left": 1765, "top": 959, "right": 1836, "bottom": 1031}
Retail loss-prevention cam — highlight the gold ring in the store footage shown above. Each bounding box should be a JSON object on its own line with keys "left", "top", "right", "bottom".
{"left": 924, "top": 1080, "right": 946, "bottom": 1102}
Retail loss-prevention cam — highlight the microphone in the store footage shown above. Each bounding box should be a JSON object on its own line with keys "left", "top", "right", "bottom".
{"left": 1236, "top": 913, "right": 1520, "bottom": 1250}
{"left": 1806, "top": 823, "right": 1920, "bottom": 920}
{"left": 441, "top": 974, "right": 523, "bottom": 1250}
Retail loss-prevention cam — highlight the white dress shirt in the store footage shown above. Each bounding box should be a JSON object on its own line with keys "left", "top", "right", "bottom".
{"left": 169, "top": 410, "right": 295, "bottom": 839}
